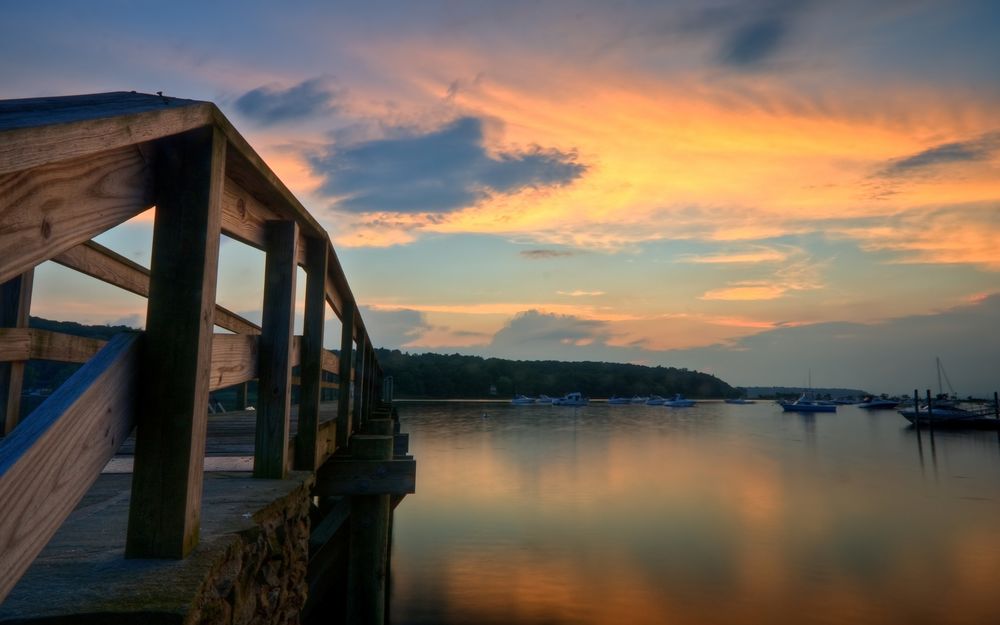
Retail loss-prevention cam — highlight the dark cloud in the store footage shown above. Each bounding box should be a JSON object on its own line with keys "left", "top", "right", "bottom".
{"left": 490, "top": 310, "right": 610, "bottom": 349}
{"left": 720, "top": 16, "right": 787, "bottom": 67}
{"left": 234, "top": 78, "right": 338, "bottom": 125}
{"left": 880, "top": 132, "right": 1000, "bottom": 177}
{"left": 520, "top": 249, "right": 575, "bottom": 259}
{"left": 310, "top": 117, "right": 586, "bottom": 213}
{"left": 676, "top": 0, "right": 809, "bottom": 69}
{"left": 356, "top": 306, "right": 431, "bottom": 348}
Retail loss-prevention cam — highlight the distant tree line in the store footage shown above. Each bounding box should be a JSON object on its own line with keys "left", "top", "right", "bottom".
{"left": 17, "top": 318, "right": 737, "bottom": 407}
{"left": 376, "top": 348, "right": 737, "bottom": 399}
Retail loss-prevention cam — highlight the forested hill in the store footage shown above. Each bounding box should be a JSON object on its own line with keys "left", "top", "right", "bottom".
{"left": 376, "top": 349, "right": 736, "bottom": 399}
{"left": 21, "top": 318, "right": 737, "bottom": 400}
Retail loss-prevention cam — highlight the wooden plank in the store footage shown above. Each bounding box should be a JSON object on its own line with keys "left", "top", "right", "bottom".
{"left": 296, "top": 237, "right": 328, "bottom": 470}
{"left": 52, "top": 240, "right": 261, "bottom": 335}
{"left": 254, "top": 220, "right": 299, "bottom": 479}
{"left": 29, "top": 329, "right": 106, "bottom": 363}
{"left": 1, "top": 272, "right": 32, "bottom": 434}
{"left": 209, "top": 334, "right": 258, "bottom": 391}
{"left": 0, "top": 92, "right": 213, "bottom": 175}
{"left": 220, "top": 177, "right": 308, "bottom": 266}
{"left": 0, "top": 328, "right": 30, "bottom": 362}
{"left": 314, "top": 458, "right": 416, "bottom": 497}
{"left": 322, "top": 349, "right": 339, "bottom": 374}
{"left": 0, "top": 144, "right": 154, "bottom": 286}
{"left": 126, "top": 125, "right": 225, "bottom": 559}
{"left": 336, "top": 300, "right": 355, "bottom": 449}
{"left": 0, "top": 332, "right": 140, "bottom": 602}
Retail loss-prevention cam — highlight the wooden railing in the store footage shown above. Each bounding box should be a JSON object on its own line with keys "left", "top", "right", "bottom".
{"left": 0, "top": 92, "right": 386, "bottom": 600}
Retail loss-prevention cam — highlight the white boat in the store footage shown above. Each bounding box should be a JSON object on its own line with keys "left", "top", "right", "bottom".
{"left": 552, "top": 392, "right": 589, "bottom": 406}
{"left": 511, "top": 394, "right": 536, "bottom": 405}
{"left": 662, "top": 393, "right": 696, "bottom": 407}
{"left": 607, "top": 395, "right": 631, "bottom": 405}
{"left": 630, "top": 395, "right": 650, "bottom": 404}
{"left": 779, "top": 393, "right": 836, "bottom": 413}
{"left": 645, "top": 395, "right": 666, "bottom": 405}
{"left": 857, "top": 396, "right": 899, "bottom": 410}
{"left": 536, "top": 394, "right": 556, "bottom": 404}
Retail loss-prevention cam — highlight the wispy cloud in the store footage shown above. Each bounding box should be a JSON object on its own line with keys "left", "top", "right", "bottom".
{"left": 310, "top": 117, "right": 586, "bottom": 213}
{"left": 701, "top": 283, "right": 787, "bottom": 301}
{"left": 234, "top": 78, "right": 340, "bottom": 125}
{"left": 557, "top": 290, "right": 605, "bottom": 297}
{"left": 879, "top": 131, "right": 1000, "bottom": 177}
{"left": 678, "top": 246, "right": 789, "bottom": 264}
{"left": 521, "top": 249, "right": 575, "bottom": 259}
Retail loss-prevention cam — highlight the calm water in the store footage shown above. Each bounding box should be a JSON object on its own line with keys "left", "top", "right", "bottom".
{"left": 388, "top": 401, "right": 1000, "bottom": 625}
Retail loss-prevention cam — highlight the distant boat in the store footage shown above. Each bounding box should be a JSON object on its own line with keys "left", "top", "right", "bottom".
{"left": 511, "top": 394, "right": 536, "bottom": 405}
{"left": 607, "top": 395, "right": 632, "bottom": 405}
{"left": 779, "top": 393, "right": 837, "bottom": 413}
{"left": 662, "top": 393, "right": 696, "bottom": 407}
{"left": 536, "top": 394, "right": 556, "bottom": 404}
{"left": 630, "top": 395, "right": 650, "bottom": 404}
{"left": 857, "top": 396, "right": 899, "bottom": 410}
{"left": 552, "top": 392, "right": 589, "bottom": 406}
{"left": 645, "top": 395, "right": 666, "bottom": 405}
{"left": 899, "top": 401, "right": 997, "bottom": 427}
{"left": 724, "top": 398, "right": 755, "bottom": 405}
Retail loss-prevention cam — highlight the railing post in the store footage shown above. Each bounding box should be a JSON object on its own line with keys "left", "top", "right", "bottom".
{"left": 1, "top": 270, "right": 33, "bottom": 435}
{"left": 255, "top": 220, "right": 299, "bottom": 479}
{"left": 295, "top": 236, "right": 327, "bottom": 470}
{"left": 126, "top": 125, "right": 225, "bottom": 558}
{"left": 335, "top": 300, "right": 355, "bottom": 450}
{"left": 353, "top": 336, "right": 367, "bottom": 433}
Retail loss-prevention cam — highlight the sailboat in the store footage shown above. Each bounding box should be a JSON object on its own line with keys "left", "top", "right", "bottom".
{"left": 898, "top": 358, "right": 997, "bottom": 426}
{"left": 778, "top": 369, "right": 837, "bottom": 413}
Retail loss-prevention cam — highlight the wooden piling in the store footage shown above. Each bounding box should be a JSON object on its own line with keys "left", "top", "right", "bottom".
{"left": 336, "top": 300, "right": 356, "bottom": 450}
{"left": 346, "top": 434, "right": 394, "bottom": 625}
{"left": 295, "top": 236, "right": 328, "bottom": 470}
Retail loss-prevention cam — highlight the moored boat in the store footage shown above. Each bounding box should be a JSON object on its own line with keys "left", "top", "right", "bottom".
{"left": 779, "top": 393, "right": 837, "bottom": 413}
{"left": 645, "top": 395, "right": 666, "bottom": 405}
{"left": 857, "top": 396, "right": 899, "bottom": 410}
{"left": 552, "top": 392, "right": 589, "bottom": 406}
{"left": 607, "top": 395, "right": 632, "bottom": 405}
{"left": 511, "top": 394, "right": 536, "bottom": 405}
{"left": 536, "top": 394, "right": 556, "bottom": 404}
{"left": 662, "top": 393, "right": 696, "bottom": 407}
{"left": 724, "top": 398, "right": 755, "bottom": 405}
{"left": 630, "top": 395, "right": 650, "bottom": 404}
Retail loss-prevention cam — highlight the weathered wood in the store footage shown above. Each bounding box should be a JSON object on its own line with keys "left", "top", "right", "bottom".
{"left": 220, "top": 177, "right": 309, "bottom": 266}
{"left": 209, "top": 334, "right": 258, "bottom": 391}
{"left": 322, "top": 349, "right": 340, "bottom": 374}
{"left": 52, "top": 240, "right": 261, "bottom": 335}
{"left": 1, "top": 271, "right": 32, "bottom": 434}
{"left": 336, "top": 301, "right": 356, "bottom": 449}
{"left": 296, "top": 237, "right": 328, "bottom": 470}
{"left": 255, "top": 220, "right": 299, "bottom": 479}
{"left": 0, "top": 92, "right": 213, "bottom": 175}
{"left": 0, "top": 144, "right": 154, "bottom": 286}
{"left": 126, "top": 125, "right": 226, "bottom": 559}
{"left": 344, "top": 434, "right": 395, "bottom": 625}
{"left": 0, "top": 332, "right": 140, "bottom": 602}
{"left": 365, "top": 419, "right": 394, "bottom": 436}
{"left": 314, "top": 458, "right": 416, "bottom": 497}
{"left": 0, "top": 328, "right": 111, "bottom": 365}
{"left": 352, "top": 338, "right": 367, "bottom": 435}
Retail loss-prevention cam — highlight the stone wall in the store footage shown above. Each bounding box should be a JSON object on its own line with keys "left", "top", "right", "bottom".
{"left": 186, "top": 478, "right": 313, "bottom": 625}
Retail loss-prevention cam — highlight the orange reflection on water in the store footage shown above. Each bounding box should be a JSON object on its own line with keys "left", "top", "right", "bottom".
{"left": 393, "top": 406, "right": 1000, "bottom": 624}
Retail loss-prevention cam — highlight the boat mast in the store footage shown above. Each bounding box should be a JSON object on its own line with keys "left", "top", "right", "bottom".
{"left": 936, "top": 357, "right": 942, "bottom": 396}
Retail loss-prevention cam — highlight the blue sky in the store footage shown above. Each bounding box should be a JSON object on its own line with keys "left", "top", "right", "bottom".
{"left": 3, "top": 0, "right": 999, "bottom": 394}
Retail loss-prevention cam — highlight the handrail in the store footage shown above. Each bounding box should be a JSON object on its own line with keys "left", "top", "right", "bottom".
{"left": 0, "top": 92, "right": 386, "bottom": 598}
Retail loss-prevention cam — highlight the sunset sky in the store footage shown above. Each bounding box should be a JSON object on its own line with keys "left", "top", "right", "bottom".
{"left": 3, "top": 0, "right": 999, "bottom": 394}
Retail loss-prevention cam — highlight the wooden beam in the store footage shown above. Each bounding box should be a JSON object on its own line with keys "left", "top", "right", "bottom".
{"left": 314, "top": 458, "right": 417, "bottom": 497}
{"left": 52, "top": 240, "right": 261, "bottom": 335}
{"left": 126, "top": 125, "right": 225, "bottom": 559}
{"left": 1, "top": 271, "right": 32, "bottom": 435}
{"left": 0, "top": 92, "right": 213, "bottom": 175}
{"left": 336, "top": 301, "right": 355, "bottom": 450}
{"left": 322, "top": 349, "right": 340, "bottom": 374}
{"left": 343, "top": 434, "right": 394, "bottom": 625}
{"left": 254, "top": 220, "right": 299, "bottom": 479}
{"left": 209, "top": 334, "right": 258, "bottom": 391}
{"left": 296, "top": 237, "right": 328, "bottom": 471}
{"left": 0, "top": 144, "right": 154, "bottom": 286}
{"left": 0, "top": 333, "right": 140, "bottom": 602}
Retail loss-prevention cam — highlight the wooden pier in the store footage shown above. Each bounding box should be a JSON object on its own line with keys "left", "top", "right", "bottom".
{"left": 0, "top": 93, "right": 414, "bottom": 624}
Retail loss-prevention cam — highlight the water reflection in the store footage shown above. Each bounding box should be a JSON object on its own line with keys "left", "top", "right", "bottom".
{"left": 390, "top": 402, "right": 1000, "bottom": 625}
